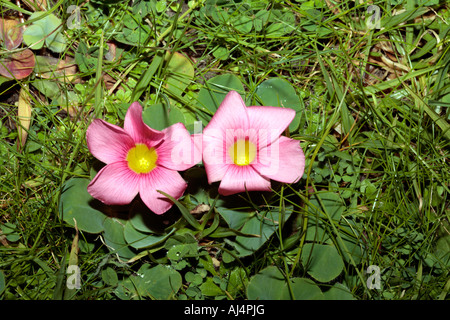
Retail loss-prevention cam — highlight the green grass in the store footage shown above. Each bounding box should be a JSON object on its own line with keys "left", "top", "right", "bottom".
{"left": 0, "top": 0, "right": 449, "bottom": 300}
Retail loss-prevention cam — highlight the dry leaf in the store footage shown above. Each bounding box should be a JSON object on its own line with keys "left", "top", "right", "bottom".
{"left": 17, "top": 86, "right": 32, "bottom": 148}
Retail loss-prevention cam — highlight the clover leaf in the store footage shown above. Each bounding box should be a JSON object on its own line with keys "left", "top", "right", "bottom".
{"left": 23, "top": 12, "right": 67, "bottom": 53}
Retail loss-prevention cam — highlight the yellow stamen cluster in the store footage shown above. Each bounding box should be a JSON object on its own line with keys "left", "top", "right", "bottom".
{"left": 127, "top": 144, "right": 158, "bottom": 174}
{"left": 229, "top": 139, "right": 256, "bottom": 166}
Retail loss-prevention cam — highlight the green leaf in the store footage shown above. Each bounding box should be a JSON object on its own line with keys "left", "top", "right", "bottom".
{"left": 301, "top": 243, "right": 344, "bottom": 283}
{"left": 157, "top": 190, "right": 201, "bottom": 230}
{"left": 234, "top": 15, "right": 253, "bottom": 33}
{"left": 434, "top": 235, "right": 450, "bottom": 268}
{"left": 246, "top": 266, "right": 286, "bottom": 300}
{"left": 22, "top": 24, "right": 44, "bottom": 50}
{"left": 74, "top": 42, "right": 98, "bottom": 74}
{"left": 123, "top": 221, "right": 170, "bottom": 249}
{"left": 255, "top": 78, "right": 302, "bottom": 132}
{"left": 32, "top": 79, "right": 61, "bottom": 100}
{"left": 215, "top": 207, "right": 252, "bottom": 230}
{"left": 306, "top": 191, "right": 345, "bottom": 242}
{"left": 46, "top": 31, "right": 67, "bottom": 53}
{"left": 0, "top": 270, "right": 5, "bottom": 297}
{"left": 282, "top": 277, "right": 324, "bottom": 300}
{"left": 142, "top": 102, "right": 186, "bottom": 131}
{"left": 217, "top": 206, "right": 293, "bottom": 257}
{"left": 102, "top": 267, "right": 119, "bottom": 286}
{"left": 1, "top": 222, "right": 20, "bottom": 242}
{"left": 246, "top": 266, "right": 323, "bottom": 300}
{"left": 212, "top": 46, "right": 229, "bottom": 60}
{"left": 196, "top": 74, "right": 245, "bottom": 115}
{"left": 232, "top": 213, "right": 275, "bottom": 257}
{"left": 22, "top": 12, "right": 66, "bottom": 53}
{"left": 164, "top": 52, "right": 195, "bottom": 98}
{"left": 167, "top": 242, "right": 199, "bottom": 260}
{"left": 226, "top": 267, "right": 247, "bottom": 296}
{"left": 323, "top": 283, "right": 355, "bottom": 300}
{"left": 200, "top": 277, "right": 223, "bottom": 296}
{"left": 133, "top": 264, "right": 182, "bottom": 299}
{"left": 58, "top": 178, "right": 106, "bottom": 234}
{"left": 102, "top": 217, "right": 136, "bottom": 260}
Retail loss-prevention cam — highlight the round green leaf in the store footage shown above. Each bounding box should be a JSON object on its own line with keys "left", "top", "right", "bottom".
{"left": 255, "top": 78, "right": 302, "bottom": 132}
{"left": 103, "top": 217, "right": 136, "bottom": 260}
{"left": 306, "top": 191, "right": 345, "bottom": 243}
{"left": 215, "top": 207, "right": 251, "bottom": 231}
{"left": 200, "top": 277, "right": 223, "bottom": 296}
{"left": 212, "top": 46, "right": 229, "bottom": 60}
{"left": 323, "top": 283, "right": 355, "bottom": 300}
{"left": 32, "top": 79, "right": 61, "bottom": 99}
{"left": 225, "top": 206, "right": 293, "bottom": 257}
{"left": 196, "top": 74, "right": 245, "bottom": 115}
{"left": 165, "top": 52, "right": 194, "bottom": 97}
{"left": 434, "top": 235, "right": 450, "bottom": 268}
{"left": 58, "top": 178, "right": 106, "bottom": 234}
{"left": 282, "top": 278, "right": 324, "bottom": 300}
{"left": 1, "top": 222, "right": 20, "bottom": 242}
{"left": 23, "top": 24, "right": 45, "bottom": 50}
{"left": 301, "top": 243, "right": 344, "bottom": 283}
{"left": 123, "top": 221, "right": 169, "bottom": 249}
{"left": 246, "top": 266, "right": 286, "bottom": 300}
{"left": 23, "top": 12, "right": 66, "bottom": 53}
{"left": 142, "top": 102, "right": 186, "bottom": 131}
{"left": 102, "top": 267, "right": 119, "bottom": 286}
{"left": 246, "top": 266, "right": 323, "bottom": 300}
{"left": 234, "top": 15, "right": 253, "bottom": 33}
{"left": 134, "top": 264, "right": 182, "bottom": 299}
{"left": 46, "top": 31, "right": 67, "bottom": 53}
{"left": 128, "top": 202, "right": 172, "bottom": 234}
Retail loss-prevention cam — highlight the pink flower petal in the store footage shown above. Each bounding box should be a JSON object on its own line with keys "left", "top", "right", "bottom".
{"left": 218, "top": 165, "right": 271, "bottom": 196}
{"left": 202, "top": 133, "right": 231, "bottom": 183}
{"left": 124, "top": 102, "right": 164, "bottom": 145}
{"left": 253, "top": 136, "right": 305, "bottom": 183}
{"left": 203, "top": 91, "right": 249, "bottom": 139}
{"left": 246, "top": 106, "right": 295, "bottom": 148}
{"left": 87, "top": 162, "right": 140, "bottom": 205}
{"left": 156, "top": 123, "right": 202, "bottom": 171}
{"left": 139, "top": 166, "right": 188, "bottom": 215}
{"left": 86, "top": 119, "right": 135, "bottom": 164}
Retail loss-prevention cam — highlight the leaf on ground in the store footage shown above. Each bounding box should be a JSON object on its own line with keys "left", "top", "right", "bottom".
{"left": 255, "top": 78, "right": 302, "bottom": 132}
{"left": 0, "top": 18, "right": 23, "bottom": 50}
{"left": 164, "top": 51, "right": 195, "bottom": 97}
{"left": 17, "top": 86, "right": 32, "bottom": 148}
{"left": 59, "top": 178, "right": 106, "bottom": 234}
{"left": 34, "top": 55, "right": 78, "bottom": 83}
{"left": 246, "top": 266, "right": 323, "bottom": 300}
{"left": 301, "top": 243, "right": 344, "bottom": 283}
{"left": 0, "top": 48, "right": 35, "bottom": 79}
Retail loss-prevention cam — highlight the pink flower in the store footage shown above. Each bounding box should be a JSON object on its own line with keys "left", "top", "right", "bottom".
{"left": 86, "top": 102, "right": 201, "bottom": 215}
{"left": 202, "top": 91, "right": 305, "bottom": 196}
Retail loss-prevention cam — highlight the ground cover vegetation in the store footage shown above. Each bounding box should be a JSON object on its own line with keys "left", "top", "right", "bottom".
{"left": 0, "top": 0, "right": 449, "bottom": 300}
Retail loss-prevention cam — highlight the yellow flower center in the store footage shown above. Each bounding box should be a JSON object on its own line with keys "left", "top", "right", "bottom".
{"left": 229, "top": 139, "right": 257, "bottom": 166}
{"left": 126, "top": 144, "right": 158, "bottom": 174}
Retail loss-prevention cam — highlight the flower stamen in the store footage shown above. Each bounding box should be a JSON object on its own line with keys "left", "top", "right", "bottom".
{"left": 229, "top": 139, "right": 256, "bottom": 166}
{"left": 127, "top": 144, "right": 157, "bottom": 174}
